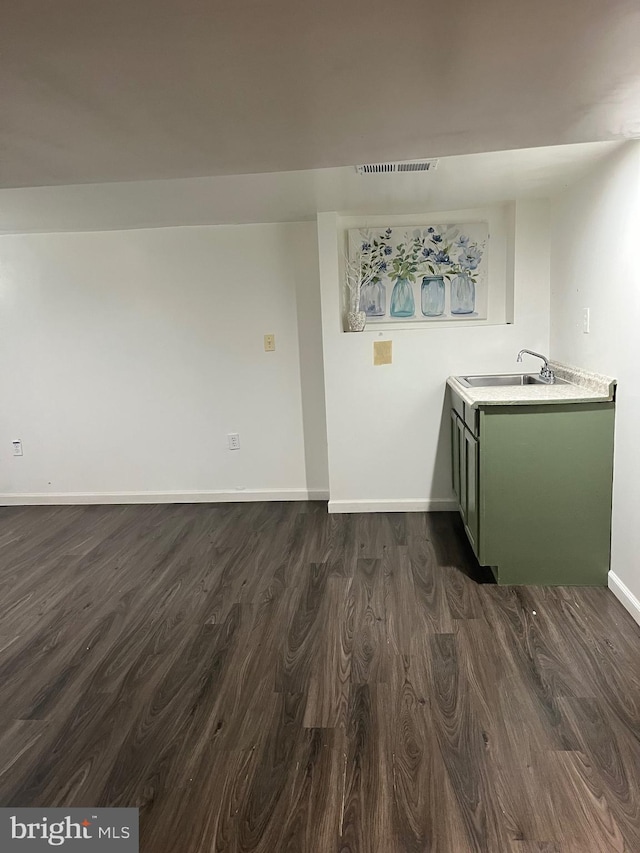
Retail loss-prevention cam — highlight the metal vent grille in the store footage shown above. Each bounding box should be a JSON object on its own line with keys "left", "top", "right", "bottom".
{"left": 355, "top": 159, "right": 438, "bottom": 175}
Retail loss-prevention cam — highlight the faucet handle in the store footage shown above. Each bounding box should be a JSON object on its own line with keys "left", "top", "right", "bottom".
{"left": 540, "top": 365, "right": 556, "bottom": 384}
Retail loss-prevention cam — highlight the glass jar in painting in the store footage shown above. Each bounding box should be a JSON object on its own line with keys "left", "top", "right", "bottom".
{"left": 420, "top": 275, "right": 445, "bottom": 317}
{"left": 390, "top": 278, "right": 415, "bottom": 318}
{"left": 450, "top": 273, "right": 476, "bottom": 315}
{"left": 360, "top": 280, "right": 386, "bottom": 317}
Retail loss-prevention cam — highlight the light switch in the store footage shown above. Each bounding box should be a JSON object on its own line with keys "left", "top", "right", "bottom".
{"left": 374, "top": 340, "right": 392, "bottom": 365}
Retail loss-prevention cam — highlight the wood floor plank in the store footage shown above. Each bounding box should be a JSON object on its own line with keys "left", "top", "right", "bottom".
{"left": 303, "top": 577, "right": 353, "bottom": 728}
{"left": 560, "top": 697, "right": 640, "bottom": 851}
{"left": 338, "top": 683, "right": 393, "bottom": 853}
{"left": 536, "top": 749, "right": 626, "bottom": 852}
{"left": 269, "top": 726, "right": 346, "bottom": 853}
{"left": 482, "top": 586, "right": 584, "bottom": 751}
{"left": 455, "top": 618, "right": 571, "bottom": 846}
{"left": 383, "top": 545, "right": 415, "bottom": 656}
{"left": 426, "top": 632, "right": 510, "bottom": 852}
{"left": 234, "top": 691, "right": 307, "bottom": 852}
{"left": 408, "top": 535, "right": 454, "bottom": 637}
{"left": 349, "top": 558, "right": 389, "bottom": 684}
{"left": 317, "top": 512, "right": 356, "bottom": 577}
{"left": 0, "top": 720, "right": 49, "bottom": 795}
{"left": 276, "top": 562, "right": 330, "bottom": 693}
{"left": 387, "top": 653, "right": 474, "bottom": 853}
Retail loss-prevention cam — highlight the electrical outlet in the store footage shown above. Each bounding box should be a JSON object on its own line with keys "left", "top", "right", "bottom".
{"left": 12, "top": 440, "right": 23, "bottom": 456}
{"left": 264, "top": 334, "right": 276, "bottom": 352}
{"left": 582, "top": 308, "right": 590, "bottom": 334}
{"left": 227, "top": 433, "right": 240, "bottom": 450}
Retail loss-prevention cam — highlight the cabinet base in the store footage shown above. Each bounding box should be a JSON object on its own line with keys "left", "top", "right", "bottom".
{"left": 485, "top": 561, "right": 607, "bottom": 587}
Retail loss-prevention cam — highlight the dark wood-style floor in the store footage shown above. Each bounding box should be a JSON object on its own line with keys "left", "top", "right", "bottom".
{"left": 1, "top": 502, "right": 640, "bottom": 852}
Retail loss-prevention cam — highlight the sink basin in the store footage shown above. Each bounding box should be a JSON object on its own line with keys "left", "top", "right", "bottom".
{"left": 457, "top": 374, "right": 570, "bottom": 388}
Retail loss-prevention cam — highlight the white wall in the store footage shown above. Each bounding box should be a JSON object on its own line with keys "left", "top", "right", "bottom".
{"left": 318, "top": 200, "right": 551, "bottom": 512}
{"left": 0, "top": 222, "right": 328, "bottom": 502}
{"left": 550, "top": 141, "right": 640, "bottom": 619}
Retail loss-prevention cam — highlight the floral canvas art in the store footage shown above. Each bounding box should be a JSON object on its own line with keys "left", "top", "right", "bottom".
{"left": 348, "top": 223, "right": 489, "bottom": 322}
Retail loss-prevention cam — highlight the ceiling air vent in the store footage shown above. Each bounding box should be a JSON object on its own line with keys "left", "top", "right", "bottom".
{"left": 355, "top": 159, "right": 438, "bottom": 175}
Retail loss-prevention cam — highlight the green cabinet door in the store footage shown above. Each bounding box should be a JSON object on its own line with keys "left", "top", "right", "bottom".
{"left": 451, "top": 408, "right": 479, "bottom": 557}
{"left": 451, "top": 410, "right": 461, "bottom": 505}
{"left": 456, "top": 414, "right": 467, "bottom": 521}
{"left": 463, "top": 426, "right": 479, "bottom": 554}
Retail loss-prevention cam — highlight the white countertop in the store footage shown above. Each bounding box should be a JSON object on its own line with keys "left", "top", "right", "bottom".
{"left": 447, "top": 361, "right": 616, "bottom": 408}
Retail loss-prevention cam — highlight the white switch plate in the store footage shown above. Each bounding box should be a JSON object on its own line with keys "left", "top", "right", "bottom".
{"left": 264, "top": 334, "right": 275, "bottom": 352}
{"left": 227, "top": 433, "right": 240, "bottom": 450}
{"left": 582, "top": 308, "right": 590, "bottom": 334}
{"left": 12, "top": 440, "right": 23, "bottom": 456}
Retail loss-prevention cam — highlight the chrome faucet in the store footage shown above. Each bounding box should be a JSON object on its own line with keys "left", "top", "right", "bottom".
{"left": 517, "top": 349, "right": 556, "bottom": 384}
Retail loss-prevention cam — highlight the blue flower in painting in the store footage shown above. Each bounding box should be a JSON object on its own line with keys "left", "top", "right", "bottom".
{"left": 384, "top": 245, "right": 392, "bottom": 255}
{"left": 379, "top": 261, "right": 387, "bottom": 272}
{"left": 458, "top": 246, "right": 482, "bottom": 270}
{"left": 456, "top": 235, "right": 470, "bottom": 247}
{"left": 427, "top": 227, "right": 435, "bottom": 233}
{"left": 422, "top": 247, "right": 433, "bottom": 258}
{"left": 432, "top": 234, "right": 443, "bottom": 243}
{"left": 433, "top": 251, "right": 450, "bottom": 264}
{"left": 362, "top": 242, "right": 372, "bottom": 252}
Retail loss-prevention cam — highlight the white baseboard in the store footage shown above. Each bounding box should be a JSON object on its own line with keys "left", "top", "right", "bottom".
{"left": 608, "top": 571, "right": 640, "bottom": 626}
{"left": 0, "top": 489, "right": 329, "bottom": 507}
{"left": 0, "top": 491, "right": 450, "bottom": 513}
{"left": 307, "top": 490, "right": 331, "bottom": 501}
{"left": 328, "top": 498, "right": 458, "bottom": 514}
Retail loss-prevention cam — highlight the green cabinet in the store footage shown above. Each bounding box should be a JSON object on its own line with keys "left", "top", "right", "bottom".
{"left": 449, "top": 388, "right": 615, "bottom": 585}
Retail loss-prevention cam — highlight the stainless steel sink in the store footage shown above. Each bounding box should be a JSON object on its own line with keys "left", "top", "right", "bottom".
{"left": 457, "top": 374, "right": 569, "bottom": 388}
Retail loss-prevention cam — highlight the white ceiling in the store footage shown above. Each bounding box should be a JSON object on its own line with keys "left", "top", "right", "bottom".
{"left": 0, "top": 142, "right": 622, "bottom": 233}
{"left": 2, "top": 0, "right": 640, "bottom": 189}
